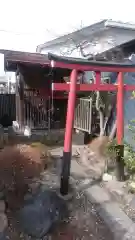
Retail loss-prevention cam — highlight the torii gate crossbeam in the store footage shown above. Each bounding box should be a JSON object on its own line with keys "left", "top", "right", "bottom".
{"left": 48, "top": 53, "right": 135, "bottom": 196}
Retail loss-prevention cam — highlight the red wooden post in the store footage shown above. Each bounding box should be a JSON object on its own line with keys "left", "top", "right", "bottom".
{"left": 95, "top": 71, "right": 101, "bottom": 85}
{"left": 60, "top": 69, "right": 77, "bottom": 195}
{"left": 117, "top": 72, "right": 124, "bottom": 145}
{"left": 116, "top": 72, "right": 125, "bottom": 180}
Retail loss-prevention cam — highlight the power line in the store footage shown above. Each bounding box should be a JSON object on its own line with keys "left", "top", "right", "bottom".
{"left": 0, "top": 29, "right": 44, "bottom": 36}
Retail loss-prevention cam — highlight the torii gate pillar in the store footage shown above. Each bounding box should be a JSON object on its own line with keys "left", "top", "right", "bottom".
{"left": 60, "top": 70, "right": 77, "bottom": 195}
{"left": 116, "top": 72, "right": 125, "bottom": 181}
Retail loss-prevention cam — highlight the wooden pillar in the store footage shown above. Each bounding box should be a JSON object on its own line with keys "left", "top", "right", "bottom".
{"left": 15, "top": 71, "right": 20, "bottom": 124}
{"left": 15, "top": 69, "right": 24, "bottom": 129}
{"left": 116, "top": 72, "right": 125, "bottom": 181}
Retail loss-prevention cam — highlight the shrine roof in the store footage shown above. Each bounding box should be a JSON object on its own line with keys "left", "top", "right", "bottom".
{"left": 0, "top": 49, "right": 49, "bottom": 71}
{"left": 48, "top": 53, "right": 135, "bottom": 72}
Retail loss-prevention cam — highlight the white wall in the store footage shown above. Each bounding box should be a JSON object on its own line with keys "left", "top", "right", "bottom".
{"left": 0, "top": 54, "right": 5, "bottom": 76}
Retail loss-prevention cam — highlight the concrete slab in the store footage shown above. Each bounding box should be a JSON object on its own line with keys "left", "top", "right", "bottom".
{"left": 70, "top": 158, "right": 135, "bottom": 240}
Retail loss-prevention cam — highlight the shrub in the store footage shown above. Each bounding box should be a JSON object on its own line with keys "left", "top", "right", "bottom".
{"left": 0, "top": 143, "right": 51, "bottom": 209}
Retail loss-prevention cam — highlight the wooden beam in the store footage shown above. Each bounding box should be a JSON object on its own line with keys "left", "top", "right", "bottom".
{"left": 53, "top": 83, "right": 135, "bottom": 92}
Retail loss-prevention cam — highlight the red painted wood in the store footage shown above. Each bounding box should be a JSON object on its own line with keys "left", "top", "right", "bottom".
{"left": 52, "top": 71, "right": 134, "bottom": 148}
{"left": 53, "top": 83, "right": 117, "bottom": 91}
{"left": 53, "top": 83, "right": 135, "bottom": 92}
{"left": 95, "top": 71, "right": 101, "bottom": 85}
{"left": 53, "top": 61, "right": 135, "bottom": 72}
{"left": 117, "top": 72, "right": 124, "bottom": 145}
{"left": 124, "top": 85, "right": 135, "bottom": 91}
{"left": 64, "top": 69, "right": 77, "bottom": 152}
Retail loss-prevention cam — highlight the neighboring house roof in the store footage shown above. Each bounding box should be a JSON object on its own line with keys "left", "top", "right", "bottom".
{"left": 0, "top": 49, "right": 49, "bottom": 71}
{"left": 0, "top": 49, "right": 49, "bottom": 65}
{"left": 36, "top": 20, "right": 107, "bottom": 51}
{"left": 36, "top": 19, "right": 135, "bottom": 58}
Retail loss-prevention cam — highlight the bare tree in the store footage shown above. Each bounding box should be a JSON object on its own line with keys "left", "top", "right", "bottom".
{"left": 60, "top": 25, "right": 121, "bottom": 138}
{"left": 47, "top": 23, "right": 124, "bottom": 137}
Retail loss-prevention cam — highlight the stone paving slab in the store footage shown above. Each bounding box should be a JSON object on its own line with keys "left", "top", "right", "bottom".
{"left": 49, "top": 144, "right": 135, "bottom": 240}
{"left": 102, "top": 179, "right": 135, "bottom": 223}
{"left": 70, "top": 158, "right": 135, "bottom": 240}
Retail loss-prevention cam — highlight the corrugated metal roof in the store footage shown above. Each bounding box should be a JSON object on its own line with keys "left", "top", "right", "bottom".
{"left": 36, "top": 20, "right": 107, "bottom": 52}
{"left": 37, "top": 20, "right": 135, "bottom": 59}
{"left": 37, "top": 20, "right": 135, "bottom": 53}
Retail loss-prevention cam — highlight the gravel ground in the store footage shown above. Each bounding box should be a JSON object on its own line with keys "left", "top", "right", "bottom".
{"left": 1, "top": 131, "right": 113, "bottom": 240}
{"left": 6, "top": 191, "right": 113, "bottom": 240}
{"left": 50, "top": 191, "right": 114, "bottom": 240}
{"left": 4, "top": 166, "right": 114, "bottom": 240}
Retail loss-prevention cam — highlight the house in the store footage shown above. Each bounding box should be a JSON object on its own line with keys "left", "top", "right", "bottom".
{"left": 2, "top": 19, "right": 135, "bottom": 130}
{"left": 0, "top": 49, "right": 71, "bottom": 129}
{"left": 36, "top": 19, "right": 135, "bottom": 60}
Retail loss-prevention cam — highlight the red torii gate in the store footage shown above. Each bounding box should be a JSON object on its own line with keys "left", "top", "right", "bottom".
{"left": 48, "top": 53, "right": 135, "bottom": 196}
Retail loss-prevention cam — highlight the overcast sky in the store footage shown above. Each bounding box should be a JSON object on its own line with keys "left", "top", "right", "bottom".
{"left": 0, "top": 0, "right": 135, "bottom": 52}
{"left": 0, "top": 0, "right": 135, "bottom": 76}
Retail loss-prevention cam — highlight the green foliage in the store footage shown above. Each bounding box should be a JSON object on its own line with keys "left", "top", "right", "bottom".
{"left": 124, "top": 92, "right": 135, "bottom": 176}
{"left": 100, "top": 91, "right": 135, "bottom": 178}
{"left": 123, "top": 92, "right": 135, "bottom": 177}
{"left": 106, "top": 135, "right": 135, "bottom": 177}
{"left": 132, "top": 91, "right": 135, "bottom": 98}
{"left": 124, "top": 143, "right": 135, "bottom": 176}
{"left": 106, "top": 138, "right": 118, "bottom": 158}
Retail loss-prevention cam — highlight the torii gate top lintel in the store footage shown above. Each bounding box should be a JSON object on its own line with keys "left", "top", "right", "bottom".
{"left": 47, "top": 52, "right": 135, "bottom": 195}
{"left": 48, "top": 53, "right": 135, "bottom": 72}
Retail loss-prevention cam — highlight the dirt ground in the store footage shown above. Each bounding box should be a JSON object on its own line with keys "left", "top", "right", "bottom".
{"left": 6, "top": 183, "right": 114, "bottom": 240}
{"left": 50, "top": 192, "right": 113, "bottom": 240}
{"left": 0, "top": 131, "right": 113, "bottom": 239}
